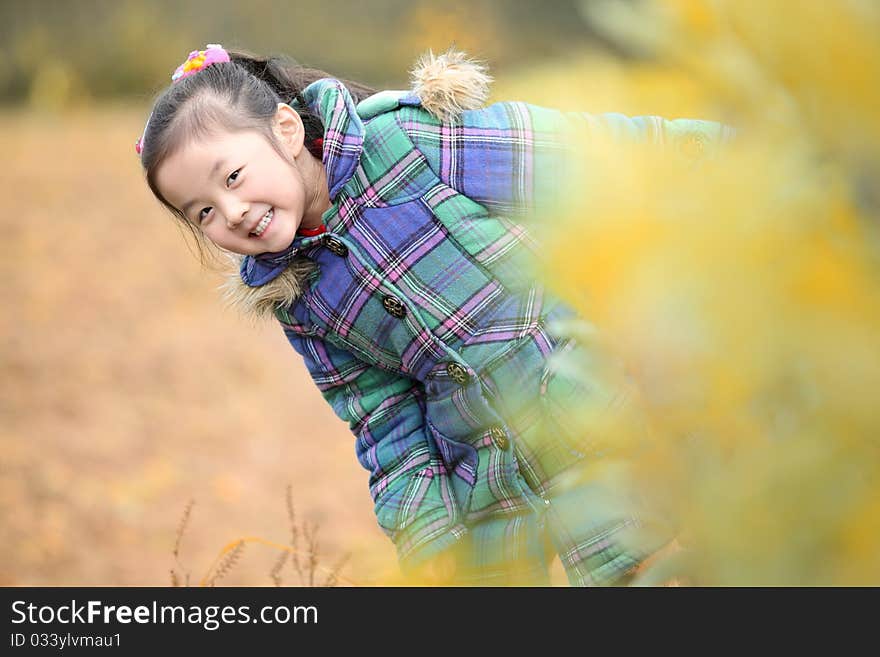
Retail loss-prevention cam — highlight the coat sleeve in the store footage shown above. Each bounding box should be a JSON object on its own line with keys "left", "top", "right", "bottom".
{"left": 281, "top": 324, "right": 468, "bottom": 574}
{"left": 400, "top": 101, "right": 737, "bottom": 216}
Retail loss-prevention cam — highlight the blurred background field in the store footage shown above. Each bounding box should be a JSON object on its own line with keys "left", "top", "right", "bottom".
{"left": 3, "top": 0, "right": 879, "bottom": 586}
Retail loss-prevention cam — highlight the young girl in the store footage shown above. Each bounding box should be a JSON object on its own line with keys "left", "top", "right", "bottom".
{"left": 137, "top": 44, "right": 732, "bottom": 586}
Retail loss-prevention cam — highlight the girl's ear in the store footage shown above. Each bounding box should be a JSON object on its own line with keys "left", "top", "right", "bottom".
{"left": 273, "top": 103, "right": 305, "bottom": 159}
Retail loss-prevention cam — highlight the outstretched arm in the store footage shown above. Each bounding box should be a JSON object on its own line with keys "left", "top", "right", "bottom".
{"left": 399, "top": 100, "right": 736, "bottom": 216}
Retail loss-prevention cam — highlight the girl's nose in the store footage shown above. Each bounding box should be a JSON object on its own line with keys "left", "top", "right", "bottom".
{"left": 224, "top": 201, "right": 250, "bottom": 229}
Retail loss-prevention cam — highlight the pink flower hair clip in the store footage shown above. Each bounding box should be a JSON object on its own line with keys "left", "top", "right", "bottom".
{"left": 171, "top": 43, "right": 231, "bottom": 83}
{"left": 135, "top": 44, "right": 231, "bottom": 155}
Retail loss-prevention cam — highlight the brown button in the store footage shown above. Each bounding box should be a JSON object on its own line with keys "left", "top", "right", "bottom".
{"left": 324, "top": 236, "right": 348, "bottom": 257}
{"left": 489, "top": 425, "right": 509, "bottom": 451}
{"left": 382, "top": 295, "right": 407, "bottom": 319}
{"left": 445, "top": 362, "right": 469, "bottom": 386}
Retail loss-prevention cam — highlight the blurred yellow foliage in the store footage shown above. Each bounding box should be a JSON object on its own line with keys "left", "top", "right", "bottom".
{"left": 534, "top": 0, "right": 880, "bottom": 584}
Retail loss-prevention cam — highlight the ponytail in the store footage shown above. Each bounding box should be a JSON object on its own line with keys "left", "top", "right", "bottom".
{"left": 226, "top": 48, "right": 376, "bottom": 158}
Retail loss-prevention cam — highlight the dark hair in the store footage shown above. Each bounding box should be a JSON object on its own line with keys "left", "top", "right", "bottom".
{"left": 138, "top": 48, "right": 375, "bottom": 262}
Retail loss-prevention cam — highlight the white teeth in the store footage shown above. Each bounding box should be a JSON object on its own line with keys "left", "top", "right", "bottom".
{"left": 251, "top": 209, "right": 273, "bottom": 236}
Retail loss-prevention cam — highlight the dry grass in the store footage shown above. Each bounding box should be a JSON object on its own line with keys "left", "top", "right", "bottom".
{"left": 169, "top": 486, "right": 352, "bottom": 587}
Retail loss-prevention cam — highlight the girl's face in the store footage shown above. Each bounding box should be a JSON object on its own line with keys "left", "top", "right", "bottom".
{"left": 155, "top": 105, "right": 326, "bottom": 256}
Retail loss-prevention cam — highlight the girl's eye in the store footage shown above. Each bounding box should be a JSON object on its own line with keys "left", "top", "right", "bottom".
{"left": 191, "top": 169, "right": 239, "bottom": 223}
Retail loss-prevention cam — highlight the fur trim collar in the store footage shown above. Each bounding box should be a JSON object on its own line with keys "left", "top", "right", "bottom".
{"left": 224, "top": 49, "right": 492, "bottom": 320}
{"left": 221, "top": 254, "right": 316, "bottom": 320}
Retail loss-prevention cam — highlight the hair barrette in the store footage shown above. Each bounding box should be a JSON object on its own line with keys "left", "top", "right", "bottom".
{"left": 171, "top": 44, "right": 231, "bottom": 83}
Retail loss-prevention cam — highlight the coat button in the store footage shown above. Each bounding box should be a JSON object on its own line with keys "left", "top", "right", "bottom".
{"left": 488, "top": 425, "right": 509, "bottom": 451}
{"left": 382, "top": 295, "right": 407, "bottom": 319}
{"left": 445, "top": 362, "right": 470, "bottom": 386}
{"left": 324, "top": 236, "right": 349, "bottom": 257}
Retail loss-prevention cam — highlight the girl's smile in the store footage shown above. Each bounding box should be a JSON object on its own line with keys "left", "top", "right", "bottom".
{"left": 250, "top": 208, "right": 274, "bottom": 237}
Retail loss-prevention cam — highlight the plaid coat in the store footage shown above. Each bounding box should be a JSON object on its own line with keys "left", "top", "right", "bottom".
{"left": 231, "top": 61, "right": 734, "bottom": 581}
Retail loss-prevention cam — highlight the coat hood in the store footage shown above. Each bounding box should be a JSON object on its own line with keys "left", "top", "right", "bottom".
{"left": 221, "top": 49, "right": 492, "bottom": 320}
